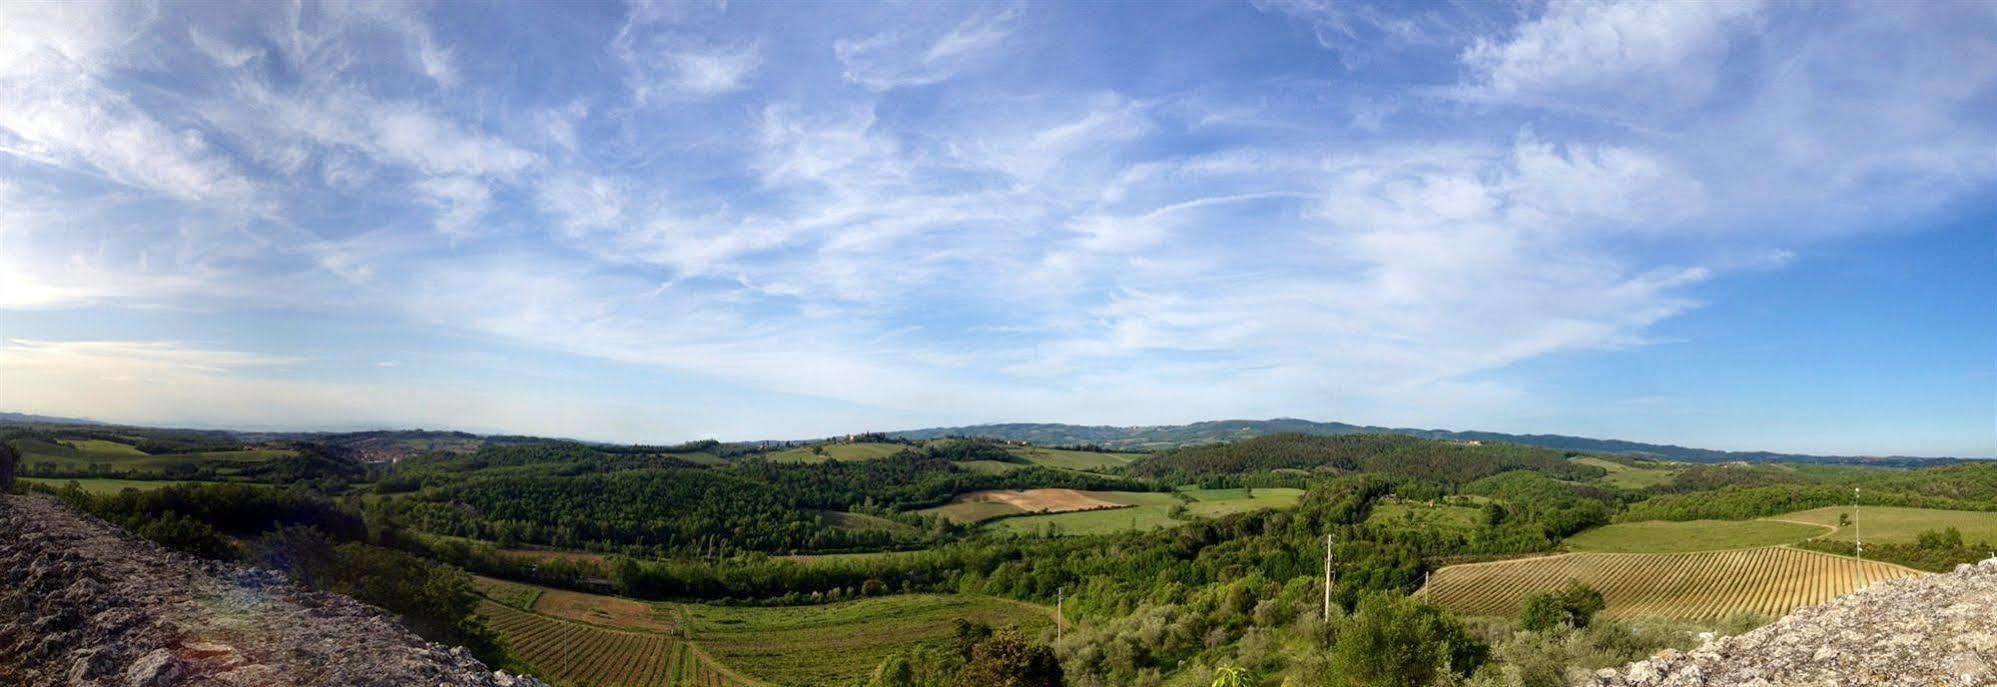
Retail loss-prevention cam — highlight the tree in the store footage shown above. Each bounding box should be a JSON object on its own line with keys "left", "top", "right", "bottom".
{"left": 1211, "top": 664, "right": 1249, "bottom": 687}
{"left": 955, "top": 630, "right": 1063, "bottom": 687}
{"left": 0, "top": 442, "right": 16, "bottom": 493}
{"left": 1917, "top": 527, "right": 1964, "bottom": 550}
{"left": 869, "top": 645, "right": 962, "bottom": 687}
{"left": 1518, "top": 580, "right": 1605, "bottom": 632}
{"left": 1324, "top": 592, "right": 1485, "bottom": 687}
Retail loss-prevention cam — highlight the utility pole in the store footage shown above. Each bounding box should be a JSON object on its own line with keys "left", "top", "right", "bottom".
{"left": 1854, "top": 487, "right": 1863, "bottom": 591}
{"left": 1323, "top": 532, "right": 1335, "bottom": 622}
{"left": 1056, "top": 587, "right": 1064, "bottom": 642}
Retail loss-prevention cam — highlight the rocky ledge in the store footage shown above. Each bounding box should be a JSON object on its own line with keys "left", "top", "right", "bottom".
{"left": 0, "top": 493, "right": 546, "bottom": 687}
{"left": 1592, "top": 557, "right": 1997, "bottom": 687}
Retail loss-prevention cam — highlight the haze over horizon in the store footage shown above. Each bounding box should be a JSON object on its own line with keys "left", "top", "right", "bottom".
{"left": 2, "top": 1, "right": 1993, "bottom": 457}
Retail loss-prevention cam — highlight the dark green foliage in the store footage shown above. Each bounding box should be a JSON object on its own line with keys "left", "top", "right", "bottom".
{"left": 1320, "top": 592, "right": 1484, "bottom": 687}
{"left": 1518, "top": 580, "right": 1605, "bottom": 632}
{"left": 383, "top": 444, "right": 1156, "bottom": 556}
{"left": 1918, "top": 527, "right": 1965, "bottom": 550}
{"left": 1621, "top": 482, "right": 1997, "bottom": 522}
{"left": 953, "top": 629, "right": 1063, "bottom": 687}
{"left": 0, "top": 441, "right": 15, "bottom": 492}
{"left": 1460, "top": 472, "right": 1613, "bottom": 539}
{"left": 129, "top": 510, "right": 235, "bottom": 559}
{"left": 1131, "top": 434, "right": 1602, "bottom": 485}
{"left": 868, "top": 645, "right": 963, "bottom": 687}
{"left": 1799, "top": 536, "right": 1996, "bottom": 573}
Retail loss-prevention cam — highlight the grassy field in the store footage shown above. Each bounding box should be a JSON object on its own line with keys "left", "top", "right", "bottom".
{"left": 1366, "top": 501, "right": 1485, "bottom": 532}
{"left": 1570, "top": 456, "right": 1679, "bottom": 489}
{"left": 1426, "top": 547, "right": 1922, "bottom": 621}
{"left": 18, "top": 477, "right": 218, "bottom": 495}
{"left": 1564, "top": 519, "right": 1828, "bottom": 553}
{"left": 956, "top": 459, "right": 1025, "bottom": 474}
{"left": 10, "top": 437, "right": 297, "bottom": 476}
{"left": 473, "top": 575, "right": 546, "bottom": 610}
{"left": 986, "top": 488, "right": 1302, "bottom": 537}
{"left": 821, "top": 510, "right": 920, "bottom": 535}
{"left": 682, "top": 594, "right": 1052, "bottom": 686}
{"left": 1772, "top": 506, "right": 1997, "bottom": 546}
{"left": 763, "top": 442, "right": 909, "bottom": 464}
{"left": 1004, "top": 446, "right": 1143, "bottom": 471}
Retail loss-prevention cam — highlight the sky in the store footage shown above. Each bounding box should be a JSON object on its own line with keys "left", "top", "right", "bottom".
{"left": 0, "top": 1, "right": 1992, "bottom": 456}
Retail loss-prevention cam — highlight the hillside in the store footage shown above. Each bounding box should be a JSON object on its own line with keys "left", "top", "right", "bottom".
{"left": 1593, "top": 557, "right": 1997, "bottom": 685}
{"left": 890, "top": 418, "right": 1975, "bottom": 464}
{"left": 1128, "top": 432, "right": 1605, "bottom": 484}
{"left": 0, "top": 493, "right": 543, "bottom": 687}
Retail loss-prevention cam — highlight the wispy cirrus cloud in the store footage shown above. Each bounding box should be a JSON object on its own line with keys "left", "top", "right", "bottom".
{"left": 1, "top": 1, "right": 1992, "bottom": 449}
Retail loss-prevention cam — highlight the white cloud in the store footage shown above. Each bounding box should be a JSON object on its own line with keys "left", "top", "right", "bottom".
{"left": 835, "top": 7, "right": 1018, "bottom": 90}
{"left": 1460, "top": 0, "right": 1763, "bottom": 108}
{"left": 415, "top": 176, "right": 493, "bottom": 238}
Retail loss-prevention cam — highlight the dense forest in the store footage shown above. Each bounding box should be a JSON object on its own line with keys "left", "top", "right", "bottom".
{"left": 1129, "top": 433, "right": 1604, "bottom": 484}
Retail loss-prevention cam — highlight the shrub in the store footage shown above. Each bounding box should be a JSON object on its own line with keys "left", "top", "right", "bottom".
{"left": 1518, "top": 580, "right": 1605, "bottom": 632}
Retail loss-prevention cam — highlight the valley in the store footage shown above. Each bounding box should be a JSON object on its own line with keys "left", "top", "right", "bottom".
{"left": 4, "top": 419, "right": 1994, "bottom": 686}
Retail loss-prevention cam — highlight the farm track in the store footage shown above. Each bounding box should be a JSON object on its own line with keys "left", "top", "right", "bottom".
{"left": 477, "top": 599, "right": 757, "bottom": 687}
{"left": 1424, "top": 546, "right": 1923, "bottom": 620}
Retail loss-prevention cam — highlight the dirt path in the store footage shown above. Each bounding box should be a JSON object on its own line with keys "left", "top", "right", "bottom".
{"left": 0, "top": 494, "right": 542, "bottom": 686}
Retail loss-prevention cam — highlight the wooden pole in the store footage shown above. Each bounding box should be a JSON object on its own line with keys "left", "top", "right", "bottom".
{"left": 1057, "top": 587, "right": 1064, "bottom": 642}
{"left": 1854, "top": 487, "right": 1863, "bottom": 590}
{"left": 1323, "top": 532, "right": 1334, "bottom": 622}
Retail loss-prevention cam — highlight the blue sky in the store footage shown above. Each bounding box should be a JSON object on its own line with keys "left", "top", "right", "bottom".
{"left": 0, "top": 1, "right": 1992, "bottom": 456}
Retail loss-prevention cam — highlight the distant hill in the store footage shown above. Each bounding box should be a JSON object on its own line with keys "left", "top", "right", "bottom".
{"left": 889, "top": 418, "right": 1967, "bottom": 465}
{"left": 0, "top": 412, "right": 103, "bottom": 426}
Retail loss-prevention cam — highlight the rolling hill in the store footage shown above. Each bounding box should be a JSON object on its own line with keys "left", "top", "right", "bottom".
{"left": 889, "top": 418, "right": 1976, "bottom": 465}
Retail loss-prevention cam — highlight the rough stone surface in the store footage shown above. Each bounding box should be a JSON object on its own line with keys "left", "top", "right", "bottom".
{"left": 1592, "top": 557, "right": 1997, "bottom": 687}
{"left": 0, "top": 494, "right": 546, "bottom": 687}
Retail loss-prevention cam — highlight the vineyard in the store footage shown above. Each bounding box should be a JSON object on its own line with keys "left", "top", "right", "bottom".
{"left": 477, "top": 600, "right": 754, "bottom": 687}
{"left": 1424, "top": 546, "right": 1924, "bottom": 621}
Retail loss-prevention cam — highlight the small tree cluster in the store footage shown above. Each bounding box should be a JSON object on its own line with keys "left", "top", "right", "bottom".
{"left": 1518, "top": 580, "right": 1605, "bottom": 632}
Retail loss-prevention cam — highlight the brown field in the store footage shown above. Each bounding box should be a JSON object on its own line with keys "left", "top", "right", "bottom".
{"left": 1425, "top": 546, "right": 1923, "bottom": 621}
{"left": 920, "top": 488, "right": 1128, "bottom": 524}
{"left": 969, "top": 488, "right": 1123, "bottom": 513}
{"left": 534, "top": 587, "right": 680, "bottom": 635}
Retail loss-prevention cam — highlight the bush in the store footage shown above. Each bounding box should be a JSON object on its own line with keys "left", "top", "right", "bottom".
{"left": 955, "top": 629, "right": 1063, "bottom": 687}
{"left": 1320, "top": 592, "right": 1485, "bottom": 687}
{"left": 1518, "top": 580, "right": 1605, "bottom": 632}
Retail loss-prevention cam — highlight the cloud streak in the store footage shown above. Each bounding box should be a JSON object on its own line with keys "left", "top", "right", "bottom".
{"left": 1, "top": 1, "right": 1992, "bottom": 446}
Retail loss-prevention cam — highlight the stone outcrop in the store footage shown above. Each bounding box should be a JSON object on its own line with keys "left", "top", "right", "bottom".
{"left": 1592, "top": 557, "right": 1997, "bottom": 687}
{"left": 0, "top": 493, "right": 546, "bottom": 687}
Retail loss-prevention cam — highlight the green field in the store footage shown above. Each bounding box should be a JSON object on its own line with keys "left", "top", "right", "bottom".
{"left": 956, "top": 459, "right": 1025, "bottom": 474}
{"left": 1563, "top": 519, "right": 1827, "bottom": 553}
{"left": 822, "top": 510, "right": 919, "bottom": 535}
{"left": 10, "top": 437, "right": 297, "bottom": 476}
{"left": 986, "top": 488, "right": 1302, "bottom": 537}
{"left": 1004, "top": 446, "right": 1143, "bottom": 471}
{"left": 1366, "top": 501, "right": 1485, "bottom": 532}
{"left": 1771, "top": 506, "right": 1997, "bottom": 546}
{"left": 19, "top": 477, "right": 217, "bottom": 495}
{"left": 764, "top": 442, "right": 910, "bottom": 464}
{"left": 1570, "top": 456, "right": 1679, "bottom": 489}
{"left": 683, "top": 594, "right": 1052, "bottom": 686}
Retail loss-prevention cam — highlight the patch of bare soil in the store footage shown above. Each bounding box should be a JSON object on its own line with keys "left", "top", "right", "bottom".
{"left": 964, "top": 488, "right": 1124, "bottom": 514}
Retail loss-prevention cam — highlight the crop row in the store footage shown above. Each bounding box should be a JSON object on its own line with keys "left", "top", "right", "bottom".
{"left": 1424, "top": 546, "right": 1922, "bottom": 621}
{"left": 479, "top": 601, "right": 749, "bottom": 687}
